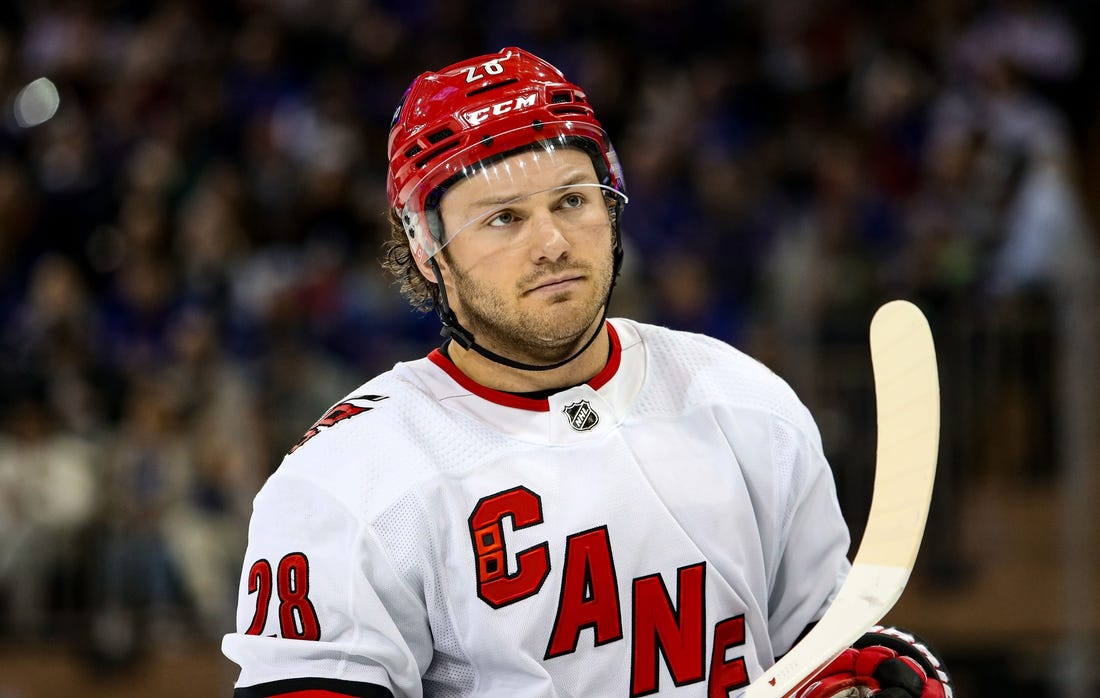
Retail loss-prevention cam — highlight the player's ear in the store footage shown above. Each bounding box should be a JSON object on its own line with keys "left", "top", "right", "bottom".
{"left": 414, "top": 252, "right": 442, "bottom": 285}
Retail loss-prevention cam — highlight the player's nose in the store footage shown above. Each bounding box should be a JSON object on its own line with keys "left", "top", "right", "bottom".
{"left": 528, "top": 208, "right": 570, "bottom": 261}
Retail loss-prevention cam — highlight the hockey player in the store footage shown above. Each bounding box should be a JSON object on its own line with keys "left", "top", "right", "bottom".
{"left": 222, "top": 47, "right": 952, "bottom": 697}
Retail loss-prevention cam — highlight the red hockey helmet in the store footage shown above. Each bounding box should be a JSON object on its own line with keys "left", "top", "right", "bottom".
{"left": 387, "top": 47, "right": 626, "bottom": 263}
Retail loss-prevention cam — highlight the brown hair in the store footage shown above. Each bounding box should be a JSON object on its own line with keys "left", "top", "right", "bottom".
{"left": 380, "top": 208, "right": 440, "bottom": 312}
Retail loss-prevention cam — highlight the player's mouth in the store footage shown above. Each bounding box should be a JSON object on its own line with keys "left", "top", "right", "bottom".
{"left": 525, "top": 274, "right": 584, "bottom": 295}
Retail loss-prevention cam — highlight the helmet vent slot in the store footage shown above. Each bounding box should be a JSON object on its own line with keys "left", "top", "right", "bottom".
{"left": 426, "top": 128, "right": 454, "bottom": 144}
{"left": 549, "top": 105, "right": 588, "bottom": 116}
{"left": 466, "top": 78, "right": 519, "bottom": 97}
{"left": 414, "top": 141, "right": 459, "bottom": 169}
{"left": 550, "top": 91, "right": 573, "bottom": 103}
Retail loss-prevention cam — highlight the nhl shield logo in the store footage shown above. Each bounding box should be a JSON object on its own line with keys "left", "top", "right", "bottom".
{"left": 563, "top": 400, "right": 599, "bottom": 432}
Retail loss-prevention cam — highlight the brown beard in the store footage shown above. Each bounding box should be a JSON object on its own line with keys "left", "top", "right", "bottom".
{"left": 441, "top": 247, "right": 614, "bottom": 364}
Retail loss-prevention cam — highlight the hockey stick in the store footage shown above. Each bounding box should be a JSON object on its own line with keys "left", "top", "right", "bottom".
{"left": 740, "top": 299, "right": 941, "bottom": 698}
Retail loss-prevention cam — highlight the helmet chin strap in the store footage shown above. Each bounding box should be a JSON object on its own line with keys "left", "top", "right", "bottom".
{"left": 429, "top": 256, "right": 611, "bottom": 373}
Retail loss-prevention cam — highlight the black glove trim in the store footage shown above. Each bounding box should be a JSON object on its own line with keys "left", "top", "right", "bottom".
{"left": 853, "top": 626, "right": 945, "bottom": 683}
{"left": 873, "top": 657, "right": 924, "bottom": 696}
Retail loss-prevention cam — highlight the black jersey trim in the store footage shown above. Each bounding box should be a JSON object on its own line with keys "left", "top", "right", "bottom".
{"left": 234, "top": 676, "right": 394, "bottom": 697}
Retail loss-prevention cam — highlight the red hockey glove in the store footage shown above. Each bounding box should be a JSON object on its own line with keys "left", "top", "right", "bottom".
{"left": 794, "top": 626, "right": 951, "bottom": 698}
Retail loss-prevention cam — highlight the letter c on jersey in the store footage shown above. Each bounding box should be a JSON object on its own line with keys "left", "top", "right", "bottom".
{"left": 468, "top": 486, "right": 551, "bottom": 608}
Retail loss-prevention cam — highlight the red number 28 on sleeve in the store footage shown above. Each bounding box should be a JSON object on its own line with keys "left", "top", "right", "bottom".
{"left": 245, "top": 552, "right": 321, "bottom": 641}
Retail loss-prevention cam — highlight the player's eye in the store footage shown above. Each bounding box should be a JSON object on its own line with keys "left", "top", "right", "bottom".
{"left": 485, "top": 209, "right": 518, "bottom": 228}
{"left": 558, "top": 192, "right": 586, "bottom": 209}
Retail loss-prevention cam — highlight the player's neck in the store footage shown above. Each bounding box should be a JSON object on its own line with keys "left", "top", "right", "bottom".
{"left": 448, "top": 320, "right": 611, "bottom": 395}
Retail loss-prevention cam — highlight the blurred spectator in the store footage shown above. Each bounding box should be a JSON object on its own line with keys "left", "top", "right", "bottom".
{"left": 0, "top": 378, "right": 98, "bottom": 640}
{"left": 938, "top": 0, "right": 1091, "bottom": 298}
{"left": 89, "top": 376, "right": 191, "bottom": 665}
{"left": 3, "top": 254, "right": 121, "bottom": 433}
{"left": 175, "top": 160, "right": 250, "bottom": 309}
{"left": 98, "top": 252, "right": 180, "bottom": 373}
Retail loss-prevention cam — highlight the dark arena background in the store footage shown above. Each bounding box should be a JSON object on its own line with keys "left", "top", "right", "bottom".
{"left": 0, "top": 1, "right": 1097, "bottom": 695}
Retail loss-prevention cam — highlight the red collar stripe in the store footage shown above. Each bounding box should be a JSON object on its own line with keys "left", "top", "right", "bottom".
{"left": 427, "top": 322, "right": 621, "bottom": 412}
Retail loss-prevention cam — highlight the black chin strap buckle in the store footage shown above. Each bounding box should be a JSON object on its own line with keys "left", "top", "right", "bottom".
{"left": 440, "top": 319, "right": 474, "bottom": 350}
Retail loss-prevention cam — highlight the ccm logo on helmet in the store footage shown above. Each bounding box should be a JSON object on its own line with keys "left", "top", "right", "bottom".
{"left": 464, "top": 94, "right": 538, "bottom": 126}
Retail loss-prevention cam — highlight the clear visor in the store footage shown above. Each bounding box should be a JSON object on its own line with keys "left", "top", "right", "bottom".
{"left": 397, "top": 125, "right": 626, "bottom": 262}
{"left": 440, "top": 179, "right": 626, "bottom": 257}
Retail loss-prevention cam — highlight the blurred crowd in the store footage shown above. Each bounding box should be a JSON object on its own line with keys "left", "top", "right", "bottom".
{"left": 0, "top": 0, "right": 1096, "bottom": 673}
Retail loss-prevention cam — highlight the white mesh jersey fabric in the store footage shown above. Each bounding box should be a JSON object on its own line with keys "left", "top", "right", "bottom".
{"left": 222, "top": 318, "right": 851, "bottom": 697}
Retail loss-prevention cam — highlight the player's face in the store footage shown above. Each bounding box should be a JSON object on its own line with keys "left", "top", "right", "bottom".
{"left": 433, "top": 147, "right": 616, "bottom": 362}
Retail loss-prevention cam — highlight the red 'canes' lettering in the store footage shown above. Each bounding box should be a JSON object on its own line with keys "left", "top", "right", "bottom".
{"left": 466, "top": 486, "right": 754, "bottom": 692}
{"left": 630, "top": 563, "right": 707, "bottom": 696}
{"left": 708, "top": 615, "right": 750, "bottom": 697}
{"left": 469, "top": 486, "right": 551, "bottom": 608}
{"left": 545, "top": 526, "right": 623, "bottom": 659}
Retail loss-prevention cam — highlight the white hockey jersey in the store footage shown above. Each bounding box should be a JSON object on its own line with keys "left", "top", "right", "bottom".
{"left": 222, "top": 319, "right": 851, "bottom": 697}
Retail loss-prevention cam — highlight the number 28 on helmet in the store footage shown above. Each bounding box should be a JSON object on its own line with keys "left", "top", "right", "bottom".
{"left": 386, "top": 47, "right": 628, "bottom": 265}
